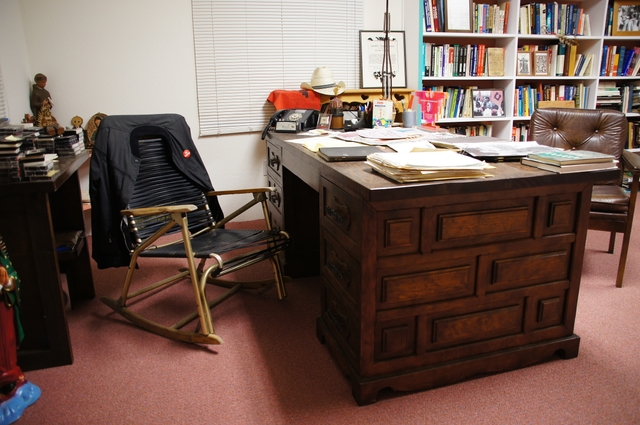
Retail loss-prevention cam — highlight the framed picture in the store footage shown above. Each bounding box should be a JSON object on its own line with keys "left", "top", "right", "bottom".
{"left": 445, "top": 0, "right": 474, "bottom": 32}
{"left": 517, "top": 51, "right": 532, "bottom": 76}
{"left": 533, "top": 51, "right": 550, "bottom": 76}
{"left": 317, "top": 114, "right": 332, "bottom": 131}
{"left": 359, "top": 30, "right": 407, "bottom": 89}
{"left": 472, "top": 89, "right": 505, "bottom": 118}
{"left": 612, "top": 1, "right": 640, "bottom": 36}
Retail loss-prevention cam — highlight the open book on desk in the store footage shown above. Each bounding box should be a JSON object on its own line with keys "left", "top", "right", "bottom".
{"left": 430, "top": 139, "right": 563, "bottom": 162}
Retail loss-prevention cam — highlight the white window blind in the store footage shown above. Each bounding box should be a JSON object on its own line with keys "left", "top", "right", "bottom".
{"left": 0, "top": 68, "right": 8, "bottom": 122}
{"left": 192, "top": 0, "right": 363, "bottom": 136}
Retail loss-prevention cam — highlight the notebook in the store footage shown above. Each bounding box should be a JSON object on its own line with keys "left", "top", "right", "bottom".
{"left": 317, "top": 145, "right": 382, "bottom": 162}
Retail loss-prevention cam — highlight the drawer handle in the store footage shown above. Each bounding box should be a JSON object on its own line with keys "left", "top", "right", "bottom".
{"left": 325, "top": 197, "right": 350, "bottom": 229}
{"left": 327, "top": 258, "right": 350, "bottom": 283}
{"left": 327, "top": 300, "right": 350, "bottom": 338}
{"left": 269, "top": 153, "right": 281, "bottom": 170}
{"left": 268, "top": 190, "right": 281, "bottom": 207}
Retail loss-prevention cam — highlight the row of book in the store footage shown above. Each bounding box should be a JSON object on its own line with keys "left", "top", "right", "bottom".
{"left": 600, "top": 46, "right": 640, "bottom": 77}
{"left": 520, "top": 43, "right": 592, "bottom": 77}
{"left": 512, "top": 123, "right": 530, "bottom": 142}
{"left": 423, "top": 1, "right": 510, "bottom": 34}
{"left": 627, "top": 121, "right": 640, "bottom": 150}
{"left": 446, "top": 124, "right": 493, "bottom": 138}
{"left": 518, "top": 2, "right": 590, "bottom": 36}
{"left": 514, "top": 83, "right": 588, "bottom": 117}
{"left": 423, "top": 44, "right": 505, "bottom": 78}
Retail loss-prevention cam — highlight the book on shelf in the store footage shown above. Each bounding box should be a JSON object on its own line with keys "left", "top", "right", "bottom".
{"left": 526, "top": 150, "right": 615, "bottom": 165}
{"left": 521, "top": 157, "right": 618, "bottom": 174}
{"left": 486, "top": 47, "right": 505, "bottom": 77}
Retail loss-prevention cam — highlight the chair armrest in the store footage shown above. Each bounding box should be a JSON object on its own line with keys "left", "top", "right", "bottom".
{"left": 206, "top": 187, "right": 276, "bottom": 196}
{"left": 622, "top": 150, "right": 640, "bottom": 176}
{"left": 121, "top": 205, "right": 198, "bottom": 217}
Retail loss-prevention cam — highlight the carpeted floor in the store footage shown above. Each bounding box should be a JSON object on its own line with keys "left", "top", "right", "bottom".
{"left": 12, "top": 219, "right": 640, "bottom": 424}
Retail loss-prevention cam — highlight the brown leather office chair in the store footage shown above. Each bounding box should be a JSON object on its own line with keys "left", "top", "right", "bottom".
{"left": 529, "top": 108, "right": 640, "bottom": 287}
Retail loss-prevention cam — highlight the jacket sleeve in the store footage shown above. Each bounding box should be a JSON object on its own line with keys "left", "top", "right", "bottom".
{"left": 89, "top": 127, "right": 132, "bottom": 269}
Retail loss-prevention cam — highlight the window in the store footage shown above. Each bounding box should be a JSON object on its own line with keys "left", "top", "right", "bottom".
{"left": 192, "top": 0, "right": 364, "bottom": 136}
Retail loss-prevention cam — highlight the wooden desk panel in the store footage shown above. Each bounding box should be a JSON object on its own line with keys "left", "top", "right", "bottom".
{"left": 0, "top": 151, "right": 95, "bottom": 371}
{"left": 266, "top": 133, "right": 619, "bottom": 404}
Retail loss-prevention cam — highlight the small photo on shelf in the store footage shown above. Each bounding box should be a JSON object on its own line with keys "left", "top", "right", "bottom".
{"left": 472, "top": 89, "right": 505, "bottom": 117}
{"left": 533, "top": 51, "right": 550, "bottom": 76}
{"left": 612, "top": 1, "right": 640, "bottom": 36}
{"left": 517, "top": 51, "right": 532, "bottom": 76}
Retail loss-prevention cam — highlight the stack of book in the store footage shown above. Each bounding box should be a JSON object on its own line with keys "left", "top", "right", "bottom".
{"left": 596, "top": 81, "right": 622, "bottom": 111}
{"left": 521, "top": 150, "right": 618, "bottom": 174}
{"left": 36, "top": 135, "right": 56, "bottom": 153}
{"left": 0, "top": 135, "right": 24, "bottom": 183}
{"left": 366, "top": 150, "right": 493, "bottom": 183}
{"left": 21, "top": 151, "right": 59, "bottom": 181}
{"left": 55, "top": 134, "right": 84, "bottom": 157}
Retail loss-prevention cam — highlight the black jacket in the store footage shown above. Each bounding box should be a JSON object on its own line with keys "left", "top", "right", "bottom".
{"left": 89, "top": 114, "right": 223, "bottom": 269}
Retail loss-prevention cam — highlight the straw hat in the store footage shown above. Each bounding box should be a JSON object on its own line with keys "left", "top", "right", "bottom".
{"left": 300, "top": 67, "right": 346, "bottom": 96}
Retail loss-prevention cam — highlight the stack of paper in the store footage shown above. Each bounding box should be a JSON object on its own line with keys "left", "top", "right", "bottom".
{"left": 367, "top": 150, "right": 494, "bottom": 183}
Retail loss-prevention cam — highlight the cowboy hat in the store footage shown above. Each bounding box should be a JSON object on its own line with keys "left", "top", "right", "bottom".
{"left": 300, "top": 67, "right": 346, "bottom": 96}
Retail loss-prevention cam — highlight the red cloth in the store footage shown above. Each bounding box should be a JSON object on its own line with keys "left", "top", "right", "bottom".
{"left": 267, "top": 90, "right": 321, "bottom": 111}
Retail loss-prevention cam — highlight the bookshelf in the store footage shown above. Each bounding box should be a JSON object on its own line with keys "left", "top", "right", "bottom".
{"left": 417, "top": 0, "right": 640, "bottom": 142}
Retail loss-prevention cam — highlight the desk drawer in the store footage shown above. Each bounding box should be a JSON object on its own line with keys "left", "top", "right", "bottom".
{"left": 266, "top": 140, "right": 283, "bottom": 181}
{"left": 322, "top": 231, "right": 361, "bottom": 311}
{"left": 266, "top": 173, "right": 283, "bottom": 216}
{"left": 321, "top": 178, "right": 362, "bottom": 256}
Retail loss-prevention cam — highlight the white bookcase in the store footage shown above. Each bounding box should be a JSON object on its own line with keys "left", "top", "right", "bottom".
{"left": 416, "top": 0, "right": 640, "bottom": 140}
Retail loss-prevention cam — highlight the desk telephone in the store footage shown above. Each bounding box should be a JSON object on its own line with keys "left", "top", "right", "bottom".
{"left": 261, "top": 109, "right": 318, "bottom": 139}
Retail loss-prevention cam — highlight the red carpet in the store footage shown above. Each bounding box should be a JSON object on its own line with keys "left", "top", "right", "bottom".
{"left": 14, "top": 218, "right": 640, "bottom": 424}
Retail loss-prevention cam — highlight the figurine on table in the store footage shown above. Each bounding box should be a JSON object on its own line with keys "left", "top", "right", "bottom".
{"left": 0, "top": 236, "right": 40, "bottom": 425}
{"left": 29, "top": 73, "right": 63, "bottom": 136}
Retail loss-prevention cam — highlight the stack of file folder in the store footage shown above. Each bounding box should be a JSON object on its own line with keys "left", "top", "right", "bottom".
{"left": 366, "top": 150, "right": 494, "bottom": 183}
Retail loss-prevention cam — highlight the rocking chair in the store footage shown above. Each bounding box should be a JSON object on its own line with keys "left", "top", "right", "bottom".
{"left": 90, "top": 114, "right": 290, "bottom": 344}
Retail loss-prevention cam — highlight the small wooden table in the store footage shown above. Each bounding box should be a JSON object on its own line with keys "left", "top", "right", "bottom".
{"left": 0, "top": 151, "right": 95, "bottom": 371}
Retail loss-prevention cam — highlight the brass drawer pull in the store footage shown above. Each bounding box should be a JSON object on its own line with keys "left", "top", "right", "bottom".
{"left": 327, "top": 258, "right": 350, "bottom": 283}
{"left": 325, "top": 197, "right": 350, "bottom": 229}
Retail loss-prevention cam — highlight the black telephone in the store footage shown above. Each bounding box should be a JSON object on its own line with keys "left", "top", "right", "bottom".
{"left": 261, "top": 109, "right": 319, "bottom": 140}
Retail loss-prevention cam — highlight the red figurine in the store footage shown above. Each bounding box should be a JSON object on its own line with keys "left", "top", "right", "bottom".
{"left": 0, "top": 236, "right": 40, "bottom": 425}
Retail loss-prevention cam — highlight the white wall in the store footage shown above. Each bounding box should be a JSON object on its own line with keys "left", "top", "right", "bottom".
{"left": 1, "top": 0, "right": 415, "bottom": 219}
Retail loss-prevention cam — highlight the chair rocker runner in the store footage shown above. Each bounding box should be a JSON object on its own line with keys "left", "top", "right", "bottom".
{"left": 90, "top": 114, "right": 290, "bottom": 344}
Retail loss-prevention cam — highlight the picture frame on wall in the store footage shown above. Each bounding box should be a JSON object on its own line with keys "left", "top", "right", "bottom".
{"left": 445, "top": 0, "right": 474, "bottom": 32}
{"left": 517, "top": 51, "right": 532, "bottom": 76}
{"left": 533, "top": 51, "right": 550, "bottom": 76}
{"left": 359, "top": 30, "right": 407, "bottom": 89}
{"left": 612, "top": 1, "right": 640, "bottom": 36}
{"left": 472, "top": 89, "right": 505, "bottom": 117}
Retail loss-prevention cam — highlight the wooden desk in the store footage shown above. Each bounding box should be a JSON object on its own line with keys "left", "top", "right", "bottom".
{"left": 0, "top": 151, "right": 95, "bottom": 371}
{"left": 265, "top": 133, "right": 619, "bottom": 405}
